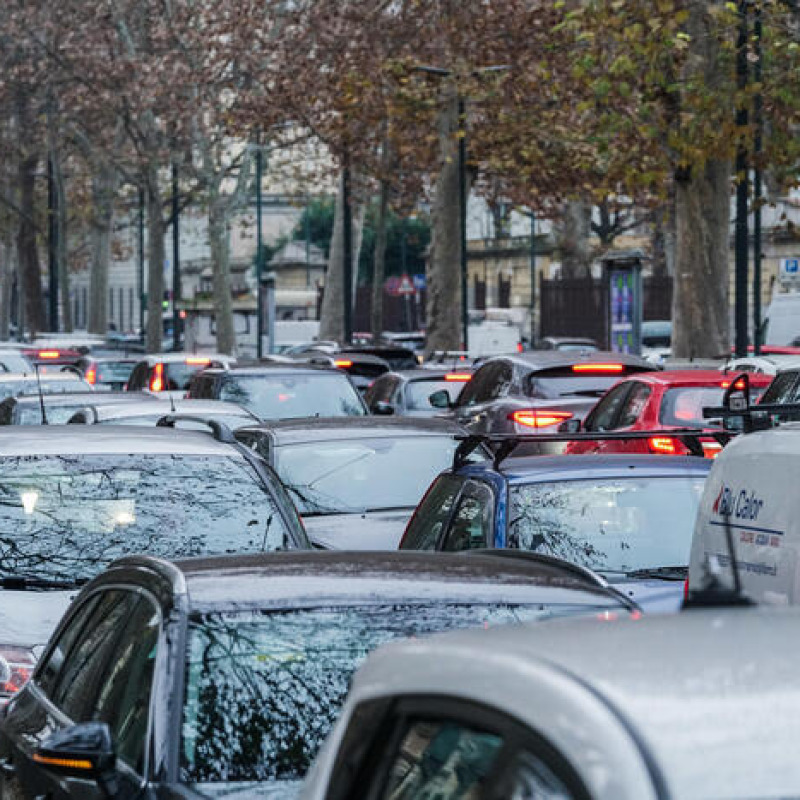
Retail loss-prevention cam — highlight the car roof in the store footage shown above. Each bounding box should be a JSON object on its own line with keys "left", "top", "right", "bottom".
{"left": 356, "top": 606, "right": 800, "bottom": 800}
{"left": 0, "top": 372, "right": 83, "bottom": 383}
{"left": 459, "top": 454, "right": 711, "bottom": 482}
{"left": 629, "top": 369, "right": 772, "bottom": 386}
{"left": 7, "top": 392, "right": 151, "bottom": 407}
{"left": 136, "top": 353, "right": 234, "bottom": 366}
{"left": 491, "top": 350, "right": 654, "bottom": 371}
{"left": 383, "top": 369, "right": 473, "bottom": 381}
{"left": 202, "top": 362, "right": 343, "bottom": 377}
{"left": 0, "top": 425, "right": 244, "bottom": 456}
{"left": 119, "top": 551, "right": 627, "bottom": 612}
{"left": 89, "top": 399, "right": 256, "bottom": 420}
{"left": 237, "top": 416, "right": 466, "bottom": 445}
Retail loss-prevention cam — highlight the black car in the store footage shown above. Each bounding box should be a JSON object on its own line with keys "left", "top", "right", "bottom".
{"left": 0, "top": 551, "right": 635, "bottom": 800}
{"left": 188, "top": 363, "right": 368, "bottom": 419}
{"left": 236, "top": 417, "right": 484, "bottom": 549}
{"left": 364, "top": 368, "right": 474, "bottom": 417}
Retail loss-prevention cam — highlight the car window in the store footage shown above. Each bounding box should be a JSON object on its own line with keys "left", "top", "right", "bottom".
{"left": 616, "top": 382, "right": 651, "bottom": 428}
{"left": 583, "top": 382, "right": 630, "bottom": 431}
{"left": 456, "top": 362, "right": 510, "bottom": 407}
{"left": 365, "top": 375, "right": 397, "bottom": 409}
{"left": 93, "top": 595, "right": 160, "bottom": 773}
{"left": 504, "top": 751, "right": 578, "bottom": 800}
{"left": 760, "top": 370, "right": 798, "bottom": 404}
{"left": 377, "top": 718, "right": 504, "bottom": 799}
{"left": 400, "top": 475, "right": 465, "bottom": 550}
{"left": 441, "top": 481, "right": 494, "bottom": 552}
{"left": 406, "top": 379, "right": 467, "bottom": 411}
{"left": 50, "top": 590, "right": 141, "bottom": 721}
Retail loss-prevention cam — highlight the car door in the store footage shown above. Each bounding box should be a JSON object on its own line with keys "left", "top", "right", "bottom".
{"left": 331, "top": 697, "right": 590, "bottom": 800}
{"left": 588, "top": 382, "right": 652, "bottom": 455}
{"left": 2, "top": 588, "right": 163, "bottom": 800}
{"left": 567, "top": 381, "right": 634, "bottom": 454}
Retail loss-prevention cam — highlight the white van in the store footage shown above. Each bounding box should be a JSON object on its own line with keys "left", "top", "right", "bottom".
{"left": 764, "top": 292, "right": 800, "bottom": 346}
{"left": 688, "top": 423, "right": 800, "bottom": 604}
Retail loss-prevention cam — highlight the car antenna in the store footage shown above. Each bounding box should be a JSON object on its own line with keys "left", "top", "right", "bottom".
{"left": 168, "top": 390, "right": 176, "bottom": 414}
{"left": 33, "top": 363, "right": 48, "bottom": 425}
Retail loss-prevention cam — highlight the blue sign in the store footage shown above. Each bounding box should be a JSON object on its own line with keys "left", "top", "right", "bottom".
{"left": 413, "top": 274, "right": 427, "bottom": 291}
{"left": 783, "top": 259, "right": 800, "bottom": 275}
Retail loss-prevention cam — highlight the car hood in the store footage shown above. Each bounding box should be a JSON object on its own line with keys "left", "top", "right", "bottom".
{"left": 0, "top": 589, "right": 77, "bottom": 651}
{"left": 603, "top": 577, "right": 684, "bottom": 614}
{"left": 302, "top": 510, "right": 413, "bottom": 551}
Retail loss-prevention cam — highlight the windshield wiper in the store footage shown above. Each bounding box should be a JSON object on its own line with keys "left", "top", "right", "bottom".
{"left": 0, "top": 574, "right": 87, "bottom": 591}
{"left": 620, "top": 566, "right": 687, "bottom": 581}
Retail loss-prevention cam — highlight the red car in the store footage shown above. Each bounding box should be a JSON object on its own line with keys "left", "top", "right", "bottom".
{"left": 565, "top": 369, "right": 773, "bottom": 458}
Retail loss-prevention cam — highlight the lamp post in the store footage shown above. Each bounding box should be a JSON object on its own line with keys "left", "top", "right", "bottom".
{"left": 733, "top": 0, "right": 749, "bottom": 359}
{"left": 414, "top": 64, "right": 510, "bottom": 353}
{"left": 138, "top": 188, "right": 145, "bottom": 337}
{"left": 171, "top": 163, "right": 182, "bottom": 351}
{"left": 752, "top": 2, "right": 763, "bottom": 355}
{"left": 255, "top": 143, "right": 264, "bottom": 358}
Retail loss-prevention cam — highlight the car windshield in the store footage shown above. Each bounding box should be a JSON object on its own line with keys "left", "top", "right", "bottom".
{"left": 219, "top": 373, "right": 365, "bottom": 420}
{"left": 406, "top": 379, "right": 466, "bottom": 410}
{"left": 508, "top": 477, "right": 706, "bottom": 574}
{"left": 96, "top": 413, "right": 253, "bottom": 429}
{"left": 0, "top": 454, "right": 296, "bottom": 583}
{"left": 0, "top": 379, "right": 87, "bottom": 401}
{"left": 96, "top": 362, "right": 135, "bottom": 383}
{"left": 181, "top": 601, "right": 616, "bottom": 793}
{"left": 273, "top": 435, "right": 475, "bottom": 514}
{"left": 17, "top": 400, "right": 95, "bottom": 425}
{"left": 659, "top": 386, "right": 765, "bottom": 427}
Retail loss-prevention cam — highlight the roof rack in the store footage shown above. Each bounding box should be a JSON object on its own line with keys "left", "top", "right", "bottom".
{"left": 460, "top": 550, "right": 640, "bottom": 613}
{"left": 155, "top": 414, "right": 237, "bottom": 444}
{"left": 453, "top": 429, "right": 731, "bottom": 470}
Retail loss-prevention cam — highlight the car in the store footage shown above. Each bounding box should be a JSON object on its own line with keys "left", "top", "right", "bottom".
{"left": 756, "top": 363, "right": 800, "bottom": 411}
{"left": 536, "top": 335, "right": 599, "bottom": 352}
{"left": 0, "top": 392, "right": 156, "bottom": 425}
{"left": 236, "top": 417, "right": 486, "bottom": 549}
{"left": 303, "top": 604, "right": 800, "bottom": 800}
{"left": 722, "top": 354, "right": 800, "bottom": 376}
{"left": 442, "top": 352, "right": 656, "bottom": 449}
{"left": 0, "top": 349, "right": 34, "bottom": 374}
{"left": 125, "top": 353, "right": 236, "bottom": 396}
{"left": 400, "top": 452, "right": 711, "bottom": 611}
{"left": 188, "top": 363, "right": 368, "bottom": 419}
{"left": 0, "top": 549, "right": 636, "bottom": 800}
{"left": 300, "top": 352, "right": 393, "bottom": 393}
{"left": 641, "top": 319, "right": 672, "bottom": 365}
{"left": 66, "top": 399, "right": 260, "bottom": 429}
{"left": 0, "top": 373, "right": 92, "bottom": 401}
{"left": 363, "top": 368, "right": 473, "bottom": 417}
{"left": 0, "top": 424, "right": 308, "bottom": 701}
{"left": 565, "top": 369, "right": 772, "bottom": 458}
{"left": 19, "top": 345, "right": 84, "bottom": 369}
{"left": 74, "top": 355, "right": 139, "bottom": 390}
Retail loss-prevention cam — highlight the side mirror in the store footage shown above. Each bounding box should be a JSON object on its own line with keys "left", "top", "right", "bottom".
{"left": 372, "top": 400, "right": 395, "bottom": 416}
{"left": 428, "top": 389, "right": 452, "bottom": 409}
{"left": 34, "top": 722, "right": 116, "bottom": 783}
{"left": 559, "top": 418, "right": 582, "bottom": 433}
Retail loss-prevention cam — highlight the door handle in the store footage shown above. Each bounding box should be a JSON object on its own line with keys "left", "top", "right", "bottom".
{"left": 0, "top": 757, "right": 14, "bottom": 776}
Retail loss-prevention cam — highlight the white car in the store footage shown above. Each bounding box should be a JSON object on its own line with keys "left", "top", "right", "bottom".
{"left": 302, "top": 606, "right": 800, "bottom": 800}
{"left": 722, "top": 354, "right": 800, "bottom": 375}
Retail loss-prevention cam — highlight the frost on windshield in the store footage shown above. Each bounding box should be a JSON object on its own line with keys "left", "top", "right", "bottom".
{"left": 507, "top": 478, "right": 704, "bottom": 573}
{"left": 181, "top": 604, "right": 546, "bottom": 787}
{"left": 0, "top": 454, "right": 292, "bottom": 583}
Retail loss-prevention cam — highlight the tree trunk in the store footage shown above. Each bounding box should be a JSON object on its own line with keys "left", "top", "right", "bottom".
{"left": 556, "top": 200, "right": 593, "bottom": 278}
{"left": 0, "top": 237, "right": 14, "bottom": 340}
{"left": 672, "top": 161, "right": 730, "bottom": 358}
{"left": 208, "top": 193, "right": 235, "bottom": 355}
{"left": 16, "top": 152, "right": 45, "bottom": 336}
{"left": 651, "top": 204, "right": 676, "bottom": 280}
{"left": 426, "top": 93, "right": 462, "bottom": 353}
{"left": 88, "top": 163, "right": 116, "bottom": 334}
{"left": 371, "top": 180, "right": 389, "bottom": 338}
{"left": 52, "top": 151, "right": 72, "bottom": 332}
{"left": 145, "top": 166, "right": 165, "bottom": 353}
{"left": 319, "top": 173, "right": 346, "bottom": 342}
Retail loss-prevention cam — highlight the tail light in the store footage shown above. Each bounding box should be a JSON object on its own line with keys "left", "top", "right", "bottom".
{"left": 572, "top": 363, "right": 624, "bottom": 374}
{"left": 701, "top": 441, "right": 723, "bottom": 459}
{"left": 85, "top": 368, "right": 97, "bottom": 385}
{"left": 37, "top": 350, "right": 60, "bottom": 360}
{"left": 684, "top": 578, "right": 690, "bottom": 601}
{"left": 334, "top": 359, "right": 353, "bottom": 368}
{"left": 648, "top": 436, "right": 680, "bottom": 455}
{"left": 149, "top": 362, "right": 165, "bottom": 392}
{"left": 510, "top": 409, "right": 574, "bottom": 429}
{"left": 0, "top": 645, "right": 35, "bottom": 700}
{"left": 444, "top": 373, "right": 471, "bottom": 382}
{"left": 184, "top": 357, "right": 210, "bottom": 366}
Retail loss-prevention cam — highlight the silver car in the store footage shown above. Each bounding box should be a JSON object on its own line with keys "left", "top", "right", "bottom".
{"left": 304, "top": 605, "right": 800, "bottom": 799}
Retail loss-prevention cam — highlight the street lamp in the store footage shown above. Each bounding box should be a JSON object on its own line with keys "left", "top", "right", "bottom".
{"left": 414, "top": 64, "right": 510, "bottom": 352}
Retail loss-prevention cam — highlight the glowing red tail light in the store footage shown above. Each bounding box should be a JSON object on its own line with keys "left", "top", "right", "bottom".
{"left": 150, "top": 362, "right": 165, "bottom": 392}
{"left": 572, "top": 363, "right": 624, "bottom": 373}
{"left": 444, "top": 373, "right": 472, "bottom": 382}
{"left": 0, "top": 646, "right": 35, "bottom": 700}
{"left": 334, "top": 359, "right": 353, "bottom": 368}
{"left": 510, "top": 409, "right": 573, "bottom": 429}
{"left": 648, "top": 436, "right": 679, "bottom": 455}
{"left": 721, "top": 378, "right": 746, "bottom": 390}
{"left": 85, "top": 368, "right": 97, "bottom": 385}
{"left": 184, "top": 357, "right": 210, "bottom": 366}
{"left": 37, "top": 350, "right": 60, "bottom": 360}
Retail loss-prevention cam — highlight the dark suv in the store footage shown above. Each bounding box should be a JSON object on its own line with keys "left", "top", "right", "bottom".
{"left": 188, "top": 363, "right": 368, "bottom": 419}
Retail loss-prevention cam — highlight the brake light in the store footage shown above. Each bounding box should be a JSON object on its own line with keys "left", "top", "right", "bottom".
{"left": 444, "top": 373, "right": 471, "bottom": 382}
{"left": 85, "top": 368, "right": 97, "bottom": 385}
{"left": 517, "top": 342, "right": 523, "bottom": 353}
{"left": 510, "top": 410, "right": 573, "bottom": 429}
{"left": 702, "top": 441, "right": 723, "bottom": 459}
{"left": 721, "top": 378, "right": 746, "bottom": 390}
{"left": 184, "top": 357, "right": 210, "bottom": 366}
{"left": 684, "top": 578, "right": 690, "bottom": 601}
{"left": 150, "top": 362, "right": 165, "bottom": 392}
{"left": 37, "top": 350, "right": 60, "bottom": 360}
{"left": 572, "top": 363, "right": 624, "bottom": 373}
{"left": 334, "top": 359, "right": 353, "bottom": 368}
{"left": 648, "top": 436, "right": 679, "bottom": 455}
{"left": 0, "top": 645, "right": 35, "bottom": 700}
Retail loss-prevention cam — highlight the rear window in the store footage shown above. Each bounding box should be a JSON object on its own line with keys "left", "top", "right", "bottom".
{"left": 527, "top": 367, "right": 650, "bottom": 400}
{"left": 659, "top": 386, "right": 765, "bottom": 427}
{"left": 97, "top": 362, "right": 135, "bottom": 383}
{"left": 219, "top": 373, "right": 365, "bottom": 419}
{"left": 18, "top": 401, "right": 91, "bottom": 425}
{"left": 165, "top": 362, "right": 210, "bottom": 391}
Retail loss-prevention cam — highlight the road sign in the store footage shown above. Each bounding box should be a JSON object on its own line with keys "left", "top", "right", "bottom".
{"left": 413, "top": 274, "right": 427, "bottom": 291}
{"left": 780, "top": 258, "right": 800, "bottom": 283}
{"left": 396, "top": 275, "right": 415, "bottom": 296}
